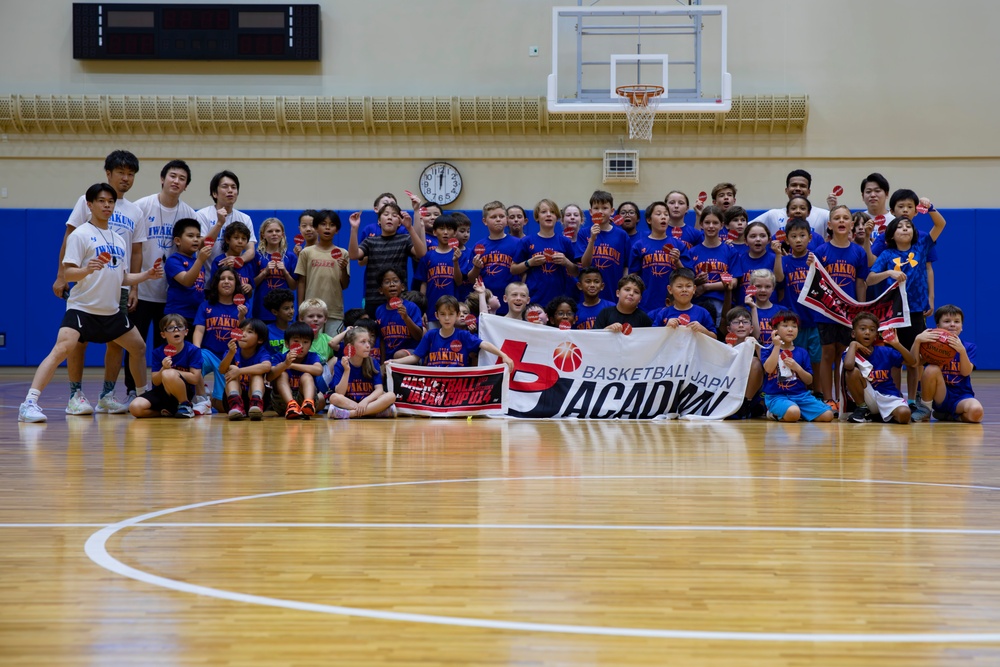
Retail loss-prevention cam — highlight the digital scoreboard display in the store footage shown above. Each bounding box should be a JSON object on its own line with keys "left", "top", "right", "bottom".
{"left": 73, "top": 4, "right": 320, "bottom": 60}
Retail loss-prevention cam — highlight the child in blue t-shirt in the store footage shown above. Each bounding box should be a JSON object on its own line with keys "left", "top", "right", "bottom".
{"left": 375, "top": 268, "right": 424, "bottom": 359}
{"left": 128, "top": 313, "right": 203, "bottom": 419}
{"left": 416, "top": 215, "right": 462, "bottom": 328}
{"left": 574, "top": 268, "right": 614, "bottom": 330}
{"left": 219, "top": 318, "right": 272, "bottom": 421}
{"left": 327, "top": 326, "right": 397, "bottom": 419}
{"left": 761, "top": 310, "right": 836, "bottom": 423}
{"left": 724, "top": 307, "right": 765, "bottom": 420}
{"left": 392, "top": 296, "right": 514, "bottom": 370}
{"left": 649, "top": 268, "right": 716, "bottom": 337}
{"left": 165, "top": 218, "right": 211, "bottom": 331}
{"left": 780, "top": 218, "right": 822, "bottom": 368}
{"left": 664, "top": 190, "right": 704, "bottom": 250}
{"left": 269, "top": 321, "right": 323, "bottom": 419}
{"left": 868, "top": 193, "right": 947, "bottom": 403}
{"left": 253, "top": 217, "right": 298, "bottom": 322}
{"left": 512, "top": 199, "right": 578, "bottom": 310}
{"left": 210, "top": 220, "right": 257, "bottom": 293}
{"left": 809, "top": 205, "right": 870, "bottom": 407}
{"left": 734, "top": 222, "right": 784, "bottom": 308}
{"left": 629, "top": 201, "right": 685, "bottom": 313}
{"left": 843, "top": 311, "right": 916, "bottom": 424}
{"left": 192, "top": 266, "right": 247, "bottom": 412}
{"left": 911, "top": 305, "right": 983, "bottom": 423}
{"left": 744, "top": 268, "right": 781, "bottom": 346}
{"left": 684, "top": 206, "right": 737, "bottom": 329}
{"left": 466, "top": 202, "right": 521, "bottom": 315}
{"left": 576, "top": 190, "right": 630, "bottom": 302}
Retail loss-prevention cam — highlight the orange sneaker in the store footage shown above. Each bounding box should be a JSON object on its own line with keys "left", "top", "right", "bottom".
{"left": 300, "top": 399, "right": 315, "bottom": 417}
{"left": 285, "top": 400, "right": 302, "bottom": 420}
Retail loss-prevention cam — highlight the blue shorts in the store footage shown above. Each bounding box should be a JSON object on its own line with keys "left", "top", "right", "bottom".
{"left": 794, "top": 326, "right": 822, "bottom": 365}
{"left": 934, "top": 390, "right": 976, "bottom": 418}
{"left": 764, "top": 391, "right": 834, "bottom": 422}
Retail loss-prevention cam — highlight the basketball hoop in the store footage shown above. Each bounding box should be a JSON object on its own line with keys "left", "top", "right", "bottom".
{"left": 616, "top": 85, "right": 664, "bottom": 141}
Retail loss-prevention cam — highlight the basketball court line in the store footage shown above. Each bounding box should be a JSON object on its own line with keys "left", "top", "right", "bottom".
{"left": 83, "top": 475, "right": 1000, "bottom": 644}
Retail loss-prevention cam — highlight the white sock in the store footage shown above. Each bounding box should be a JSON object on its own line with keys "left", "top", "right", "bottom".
{"left": 919, "top": 397, "right": 932, "bottom": 410}
{"left": 25, "top": 389, "right": 40, "bottom": 403}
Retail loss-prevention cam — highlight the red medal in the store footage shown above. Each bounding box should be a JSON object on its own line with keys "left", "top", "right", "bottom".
{"left": 621, "top": 322, "right": 633, "bottom": 335}
{"left": 559, "top": 321, "right": 571, "bottom": 331}
{"left": 775, "top": 230, "right": 786, "bottom": 242}
{"left": 463, "top": 313, "right": 477, "bottom": 328}
{"left": 98, "top": 251, "right": 112, "bottom": 264}
{"left": 832, "top": 185, "right": 844, "bottom": 197}
{"left": 882, "top": 328, "right": 897, "bottom": 343}
{"left": 474, "top": 244, "right": 486, "bottom": 257}
{"left": 677, "top": 313, "right": 691, "bottom": 326}
{"left": 746, "top": 285, "right": 758, "bottom": 298}
{"left": 916, "top": 204, "right": 928, "bottom": 215}
{"left": 271, "top": 252, "right": 281, "bottom": 263}
{"left": 230, "top": 328, "right": 244, "bottom": 341}
{"left": 728, "top": 229, "right": 741, "bottom": 242}
{"left": 779, "top": 349, "right": 791, "bottom": 360}
{"left": 720, "top": 272, "right": 733, "bottom": 285}
{"left": 698, "top": 191, "right": 708, "bottom": 203}
{"left": 290, "top": 343, "right": 303, "bottom": 355}
{"left": 448, "top": 238, "right": 460, "bottom": 249}
{"left": 343, "top": 344, "right": 355, "bottom": 358}
{"left": 293, "top": 234, "right": 304, "bottom": 246}
{"left": 610, "top": 214, "right": 624, "bottom": 226}
{"left": 232, "top": 293, "right": 245, "bottom": 307}
{"left": 526, "top": 310, "right": 540, "bottom": 323}
{"left": 330, "top": 247, "right": 343, "bottom": 260}
{"left": 389, "top": 297, "right": 403, "bottom": 310}
{"left": 163, "top": 344, "right": 177, "bottom": 357}
{"left": 544, "top": 248, "right": 555, "bottom": 261}
{"left": 725, "top": 333, "right": 738, "bottom": 346}
{"left": 232, "top": 256, "right": 244, "bottom": 269}
{"left": 203, "top": 237, "right": 215, "bottom": 250}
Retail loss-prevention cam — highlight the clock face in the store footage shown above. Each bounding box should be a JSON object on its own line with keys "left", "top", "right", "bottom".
{"left": 419, "top": 162, "right": 462, "bottom": 205}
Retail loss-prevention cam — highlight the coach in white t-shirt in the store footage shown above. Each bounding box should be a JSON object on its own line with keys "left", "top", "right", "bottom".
{"left": 751, "top": 169, "right": 831, "bottom": 238}
{"left": 19, "top": 184, "right": 164, "bottom": 423}
{"left": 195, "top": 170, "right": 256, "bottom": 267}
{"left": 51, "top": 150, "right": 146, "bottom": 416}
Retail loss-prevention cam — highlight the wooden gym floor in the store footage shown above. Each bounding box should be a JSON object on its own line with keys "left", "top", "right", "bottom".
{"left": 3, "top": 367, "right": 1000, "bottom": 666}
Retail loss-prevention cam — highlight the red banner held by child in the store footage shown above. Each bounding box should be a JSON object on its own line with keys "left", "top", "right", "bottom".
{"left": 387, "top": 364, "right": 509, "bottom": 417}
{"left": 797, "top": 261, "right": 910, "bottom": 329}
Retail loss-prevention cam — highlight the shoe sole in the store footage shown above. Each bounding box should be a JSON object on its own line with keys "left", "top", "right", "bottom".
{"left": 18, "top": 416, "right": 47, "bottom": 423}
{"left": 249, "top": 408, "right": 263, "bottom": 421}
{"left": 65, "top": 407, "right": 94, "bottom": 415}
{"left": 228, "top": 412, "right": 245, "bottom": 421}
{"left": 96, "top": 408, "right": 128, "bottom": 414}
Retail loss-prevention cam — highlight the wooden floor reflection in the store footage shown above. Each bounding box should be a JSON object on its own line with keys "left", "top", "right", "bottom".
{"left": 3, "top": 369, "right": 1000, "bottom": 666}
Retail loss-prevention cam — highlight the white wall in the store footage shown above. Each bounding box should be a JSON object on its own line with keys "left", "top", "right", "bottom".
{"left": 0, "top": 0, "right": 997, "bottom": 211}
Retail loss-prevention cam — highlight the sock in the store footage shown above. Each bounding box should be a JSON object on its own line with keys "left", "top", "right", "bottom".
{"left": 919, "top": 397, "right": 933, "bottom": 410}
{"left": 101, "top": 380, "right": 116, "bottom": 398}
{"left": 25, "top": 389, "right": 41, "bottom": 404}
{"left": 252, "top": 390, "right": 263, "bottom": 399}
{"left": 69, "top": 381, "right": 82, "bottom": 396}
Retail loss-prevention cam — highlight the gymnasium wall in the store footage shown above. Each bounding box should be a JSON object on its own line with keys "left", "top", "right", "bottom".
{"left": 0, "top": 1, "right": 996, "bottom": 364}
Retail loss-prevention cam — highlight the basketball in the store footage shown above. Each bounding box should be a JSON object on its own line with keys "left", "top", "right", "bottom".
{"left": 920, "top": 340, "right": 957, "bottom": 366}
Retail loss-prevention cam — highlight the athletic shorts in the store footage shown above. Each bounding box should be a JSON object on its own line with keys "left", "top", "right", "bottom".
{"left": 864, "top": 384, "right": 908, "bottom": 422}
{"left": 764, "top": 390, "right": 834, "bottom": 422}
{"left": 61, "top": 308, "right": 134, "bottom": 344}
{"left": 818, "top": 322, "right": 852, "bottom": 348}
{"left": 139, "top": 383, "right": 194, "bottom": 415}
{"left": 794, "top": 326, "right": 823, "bottom": 365}
{"left": 893, "top": 312, "right": 926, "bottom": 353}
{"left": 934, "top": 390, "right": 976, "bottom": 417}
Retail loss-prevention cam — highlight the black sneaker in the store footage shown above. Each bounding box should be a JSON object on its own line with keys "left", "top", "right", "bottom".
{"left": 932, "top": 410, "right": 957, "bottom": 422}
{"left": 849, "top": 405, "right": 872, "bottom": 423}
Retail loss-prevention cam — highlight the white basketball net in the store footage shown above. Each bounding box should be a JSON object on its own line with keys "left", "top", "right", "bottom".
{"left": 617, "top": 86, "right": 663, "bottom": 141}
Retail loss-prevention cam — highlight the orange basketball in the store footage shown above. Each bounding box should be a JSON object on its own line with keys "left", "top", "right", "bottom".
{"left": 919, "top": 340, "right": 956, "bottom": 367}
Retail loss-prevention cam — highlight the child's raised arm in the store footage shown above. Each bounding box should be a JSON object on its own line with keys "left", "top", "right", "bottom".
{"left": 923, "top": 198, "right": 947, "bottom": 243}
{"left": 478, "top": 341, "right": 514, "bottom": 373}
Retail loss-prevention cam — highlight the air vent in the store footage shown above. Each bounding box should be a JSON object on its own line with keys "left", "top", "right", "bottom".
{"left": 603, "top": 150, "right": 639, "bottom": 183}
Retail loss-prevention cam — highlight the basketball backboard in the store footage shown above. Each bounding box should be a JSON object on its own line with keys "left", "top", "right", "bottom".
{"left": 547, "top": 5, "right": 731, "bottom": 113}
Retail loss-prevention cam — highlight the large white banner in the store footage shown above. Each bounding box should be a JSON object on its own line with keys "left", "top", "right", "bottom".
{"left": 478, "top": 314, "right": 755, "bottom": 420}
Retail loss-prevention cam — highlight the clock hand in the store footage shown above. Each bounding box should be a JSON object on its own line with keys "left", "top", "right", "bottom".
{"left": 438, "top": 170, "right": 443, "bottom": 190}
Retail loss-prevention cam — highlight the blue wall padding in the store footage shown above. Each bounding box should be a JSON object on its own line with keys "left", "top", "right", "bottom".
{"left": 1, "top": 207, "right": 994, "bottom": 368}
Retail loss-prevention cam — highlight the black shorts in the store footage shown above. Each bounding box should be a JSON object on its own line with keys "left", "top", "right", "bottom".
{"left": 894, "top": 311, "right": 926, "bottom": 353}
{"left": 61, "top": 308, "right": 134, "bottom": 344}
{"left": 818, "top": 322, "right": 852, "bottom": 348}
{"left": 138, "top": 383, "right": 194, "bottom": 414}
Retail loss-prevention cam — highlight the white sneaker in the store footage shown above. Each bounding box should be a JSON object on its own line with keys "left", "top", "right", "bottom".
{"left": 19, "top": 401, "right": 47, "bottom": 423}
{"left": 65, "top": 392, "right": 94, "bottom": 415}
{"left": 192, "top": 395, "right": 212, "bottom": 416}
{"left": 123, "top": 390, "right": 138, "bottom": 407}
{"left": 96, "top": 393, "right": 128, "bottom": 414}
{"left": 328, "top": 404, "right": 351, "bottom": 419}
{"left": 375, "top": 405, "right": 397, "bottom": 419}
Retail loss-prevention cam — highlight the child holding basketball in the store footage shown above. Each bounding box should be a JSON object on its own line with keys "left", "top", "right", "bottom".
{"left": 253, "top": 217, "right": 297, "bottom": 322}
{"left": 269, "top": 322, "right": 323, "bottom": 419}
{"left": 219, "top": 318, "right": 272, "bottom": 421}
{"left": 392, "top": 296, "right": 514, "bottom": 370}
{"left": 843, "top": 312, "right": 916, "bottom": 424}
{"left": 910, "top": 305, "right": 983, "bottom": 423}
{"left": 327, "top": 326, "right": 397, "bottom": 419}
{"left": 761, "top": 310, "right": 836, "bottom": 423}
{"left": 128, "top": 314, "right": 203, "bottom": 419}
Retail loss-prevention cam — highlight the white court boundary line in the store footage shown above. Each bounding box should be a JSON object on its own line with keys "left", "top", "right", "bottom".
{"left": 84, "top": 475, "right": 1000, "bottom": 643}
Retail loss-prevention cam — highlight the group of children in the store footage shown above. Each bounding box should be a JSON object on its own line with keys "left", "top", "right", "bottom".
{"left": 16, "top": 155, "right": 982, "bottom": 424}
